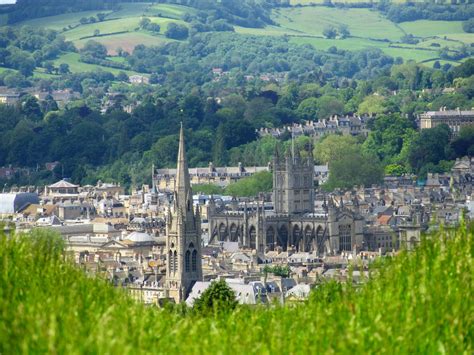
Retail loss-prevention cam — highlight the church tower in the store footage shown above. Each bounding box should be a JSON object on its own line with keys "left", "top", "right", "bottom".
{"left": 273, "top": 145, "right": 315, "bottom": 215}
{"left": 166, "top": 124, "right": 202, "bottom": 303}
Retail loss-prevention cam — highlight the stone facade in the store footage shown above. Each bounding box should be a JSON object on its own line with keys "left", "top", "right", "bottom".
{"left": 208, "top": 149, "right": 364, "bottom": 255}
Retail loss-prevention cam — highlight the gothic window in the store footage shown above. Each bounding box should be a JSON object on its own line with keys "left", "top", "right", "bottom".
{"left": 266, "top": 227, "right": 275, "bottom": 251}
{"left": 168, "top": 250, "right": 173, "bottom": 273}
{"left": 278, "top": 225, "right": 289, "bottom": 251}
{"left": 173, "top": 251, "right": 178, "bottom": 273}
{"left": 230, "top": 224, "right": 238, "bottom": 242}
{"left": 249, "top": 226, "right": 257, "bottom": 250}
{"left": 192, "top": 250, "right": 197, "bottom": 272}
{"left": 339, "top": 224, "right": 352, "bottom": 252}
{"left": 185, "top": 250, "right": 191, "bottom": 272}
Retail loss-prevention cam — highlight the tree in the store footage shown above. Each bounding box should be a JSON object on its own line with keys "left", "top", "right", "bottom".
{"left": 339, "top": 24, "right": 350, "bottom": 39}
{"left": 97, "top": 13, "right": 107, "bottom": 22}
{"left": 408, "top": 124, "right": 451, "bottom": 173}
{"left": 165, "top": 23, "right": 189, "bottom": 40}
{"left": 58, "top": 63, "right": 70, "bottom": 75}
{"left": 462, "top": 18, "right": 474, "bottom": 33}
{"left": 451, "top": 125, "right": 474, "bottom": 158}
{"left": 80, "top": 40, "right": 108, "bottom": 59}
{"left": 193, "top": 279, "right": 238, "bottom": 315}
{"left": 139, "top": 17, "right": 151, "bottom": 29}
{"left": 325, "top": 149, "right": 383, "bottom": 190}
{"left": 358, "top": 95, "right": 386, "bottom": 115}
{"left": 116, "top": 71, "right": 129, "bottom": 82}
{"left": 44, "top": 61, "right": 55, "bottom": 74}
{"left": 147, "top": 23, "right": 161, "bottom": 33}
{"left": 93, "top": 29, "right": 100, "bottom": 37}
{"left": 314, "top": 135, "right": 359, "bottom": 164}
{"left": 225, "top": 171, "right": 272, "bottom": 197}
{"left": 323, "top": 25, "right": 337, "bottom": 39}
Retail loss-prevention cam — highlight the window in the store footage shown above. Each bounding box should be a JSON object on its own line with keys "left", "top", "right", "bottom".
{"left": 339, "top": 224, "right": 352, "bottom": 251}
{"left": 192, "top": 250, "right": 198, "bottom": 272}
{"left": 169, "top": 250, "right": 174, "bottom": 273}
{"left": 185, "top": 250, "right": 191, "bottom": 272}
{"left": 173, "top": 251, "right": 177, "bottom": 273}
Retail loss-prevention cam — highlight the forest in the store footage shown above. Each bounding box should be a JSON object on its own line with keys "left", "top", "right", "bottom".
{"left": 0, "top": 58, "right": 473, "bottom": 190}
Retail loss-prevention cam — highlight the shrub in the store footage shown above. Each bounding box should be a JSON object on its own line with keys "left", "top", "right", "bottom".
{"left": 192, "top": 279, "right": 238, "bottom": 315}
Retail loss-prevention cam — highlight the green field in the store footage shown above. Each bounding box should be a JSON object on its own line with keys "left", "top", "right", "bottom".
{"left": 17, "top": 2, "right": 186, "bottom": 55}
{"left": 0, "top": 224, "right": 472, "bottom": 353}
{"left": 52, "top": 52, "right": 142, "bottom": 76}
{"left": 75, "top": 32, "right": 171, "bottom": 54}
{"left": 269, "top": 6, "right": 473, "bottom": 64}
{"left": 273, "top": 7, "right": 405, "bottom": 40}
{"left": 149, "top": 3, "right": 197, "bottom": 19}
{"left": 19, "top": 10, "right": 113, "bottom": 31}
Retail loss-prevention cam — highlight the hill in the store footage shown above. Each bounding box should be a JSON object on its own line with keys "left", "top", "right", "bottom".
{"left": 0, "top": 224, "right": 472, "bottom": 353}
{"left": 9, "top": 2, "right": 474, "bottom": 68}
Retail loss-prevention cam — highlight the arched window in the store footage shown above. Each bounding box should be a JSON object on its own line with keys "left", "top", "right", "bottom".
{"left": 173, "top": 251, "right": 178, "bottom": 273}
{"left": 192, "top": 250, "right": 198, "bottom": 272}
{"left": 185, "top": 250, "right": 191, "bottom": 272}
{"left": 169, "top": 250, "right": 174, "bottom": 273}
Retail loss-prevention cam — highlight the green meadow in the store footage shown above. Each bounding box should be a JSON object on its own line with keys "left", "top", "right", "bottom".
{"left": 272, "top": 7, "right": 405, "bottom": 40}
{"left": 0, "top": 224, "right": 472, "bottom": 353}
{"left": 8, "top": 1, "right": 474, "bottom": 72}
{"left": 52, "top": 52, "right": 142, "bottom": 76}
{"left": 270, "top": 6, "right": 473, "bottom": 65}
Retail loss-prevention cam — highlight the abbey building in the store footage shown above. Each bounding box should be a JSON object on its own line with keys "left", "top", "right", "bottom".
{"left": 207, "top": 148, "right": 364, "bottom": 255}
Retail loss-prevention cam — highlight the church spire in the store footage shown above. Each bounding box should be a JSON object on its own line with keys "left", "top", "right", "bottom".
{"left": 175, "top": 123, "right": 192, "bottom": 213}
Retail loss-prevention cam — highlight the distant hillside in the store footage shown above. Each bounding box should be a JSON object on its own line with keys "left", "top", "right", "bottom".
{"left": 7, "top": 0, "right": 120, "bottom": 23}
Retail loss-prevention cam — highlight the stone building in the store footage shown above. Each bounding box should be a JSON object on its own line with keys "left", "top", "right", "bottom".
{"left": 419, "top": 108, "right": 474, "bottom": 136}
{"left": 165, "top": 125, "right": 203, "bottom": 303}
{"left": 207, "top": 149, "right": 364, "bottom": 255}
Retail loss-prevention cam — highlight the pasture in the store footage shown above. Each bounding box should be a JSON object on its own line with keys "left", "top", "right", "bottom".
{"left": 52, "top": 53, "right": 142, "bottom": 76}
{"left": 75, "top": 32, "right": 171, "bottom": 54}
{"left": 272, "top": 7, "right": 405, "bottom": 41}
{"left": 270, "top": 6, "right": 473, "bottom": 64}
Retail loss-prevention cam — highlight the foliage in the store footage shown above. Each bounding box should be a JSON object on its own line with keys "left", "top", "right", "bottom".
{"left": 383, "top": 3, "right": 474, "bottom": 23}
{"left": 192, "top": 184, "right": 224, "bottom": 195}
{"left": 225, "top": 171, "right": 272, "bottom": 197}
{"left": 0, "top": 26, "right": 74, "bottom": 77}
{"left": 193, "top": 279, "right": 238, "bottom": 315}
{"left": 7, "top": 0, "right": 119, "bottom": 24}
{"left": 463, "top": 18, "right": 474, "bottom": 34}
{"left": 165, "top": 23, "right": 189, "bottom": 40}
{"left": 408, "top": 124, "right": 452, "bottom": 174}
{"left": 1, "top": 223, "right": 473, "bottom": 353}
{"left": 315, "top": 134, "right": 383, "bottom": 189}
{"left": 263, "top": 264, "right": 291, "bottom": 278}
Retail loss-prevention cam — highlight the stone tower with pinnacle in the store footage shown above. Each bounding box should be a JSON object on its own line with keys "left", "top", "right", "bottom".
{"left": 166, "top": 124, "right": 202, "bottom": 303}
{"left": 272, "top": 145, "right": 315, "bottom": 215}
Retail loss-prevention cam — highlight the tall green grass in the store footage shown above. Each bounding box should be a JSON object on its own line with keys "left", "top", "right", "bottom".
{"left": 0, "top": 226, "right": 473, "bottom": 353}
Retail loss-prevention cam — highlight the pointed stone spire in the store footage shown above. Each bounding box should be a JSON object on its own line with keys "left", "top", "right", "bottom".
{"left": 175, "top": 123, "right": 192, "bottom": 213}
{"left": 151, "top": 163, "right": 158, "bottom": 194}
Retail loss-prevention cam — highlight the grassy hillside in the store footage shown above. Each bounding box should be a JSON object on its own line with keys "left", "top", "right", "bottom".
{"left": 9, "top": 2, "right": 473, "bottom": 66}
{"left": 270, "top": 6, "right": 473, "bottom": 64}
{"left": 0, "top": 224, "right": 473, "bottom": 353}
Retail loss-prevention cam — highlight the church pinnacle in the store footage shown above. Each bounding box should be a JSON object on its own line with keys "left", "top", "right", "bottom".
{"left": 175, "top": 123, "right": 192, "bottom": 214}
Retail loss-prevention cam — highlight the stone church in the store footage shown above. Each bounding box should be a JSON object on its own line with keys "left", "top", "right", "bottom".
{"left": 165, "top": 125, "right": 203, "bottom": 303}
{"left": 207, "top": 148, "right": 364, "bottom": 255}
